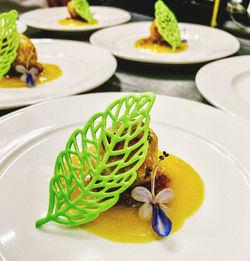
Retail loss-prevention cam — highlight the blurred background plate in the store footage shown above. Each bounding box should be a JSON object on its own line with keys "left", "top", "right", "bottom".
{"left": 90, "top": 21, "right": 240, "bottom": 64}
{"left": 195, "top": 55, "right": 250, "bottom": 121}
{"left": 0, "top": 39, "right": 117, "bottom": 109}
{"left": 19, "top": 6, "right": 131, "bottom": 32}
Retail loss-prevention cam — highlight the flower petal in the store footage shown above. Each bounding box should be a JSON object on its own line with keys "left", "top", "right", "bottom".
{"left": 152, "top": 205, "right": 172, "bottom": 237}
{"left": 15, "top": 65, "right": 27, "bottom": 74}
{"left": 131, "top": 186, "right": 152, "bottom": 203}
{"left": 26, "top": 73, "right": 36, "bottom": 87}
{"left": 138, "top": 203, "right": 153, "bottom": 221}
{"left": 29, "top": 67, "right": 38, "bottom": 77}
{"left": 159, "top": 203, "right": 172, "bottom": 219}
{"left": 20, "top": 74, "right": 27, "bottom": 82}
{"left": 156, "top": 188, "right": 174, "bottom": 203}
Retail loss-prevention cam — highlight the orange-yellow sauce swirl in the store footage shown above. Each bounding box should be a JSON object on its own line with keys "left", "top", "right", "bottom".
{"left": 58, "top": 18, "right": 98, "bottom": 27}
{"left": 0, "top": 63, "right": 62, "bottom": 88}
{"left": 81, "top": 154, "right": 204, "bottom": 243}
{"left": 135, "top": 38, "right": 188, "bottom": 53}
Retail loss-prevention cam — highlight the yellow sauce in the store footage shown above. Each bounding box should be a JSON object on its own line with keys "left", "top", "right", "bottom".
{"left": 81, "top": 153, "right": 204, "bottom": 243}
{"left": 58, "top": 18, "right": 98, "bottom": 27}
{"left": 0, "top": 63, "right": 62, "bottom": 88}
{"left": 135, "top": 38, "right": 189, "bottom": 53}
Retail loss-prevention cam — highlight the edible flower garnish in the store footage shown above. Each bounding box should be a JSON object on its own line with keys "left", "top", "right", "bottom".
{"left": 131, "top": 152, "right": 174, "bottom": 237}
{"left": 15, "top": 65, "right": 38, "bottom": 87}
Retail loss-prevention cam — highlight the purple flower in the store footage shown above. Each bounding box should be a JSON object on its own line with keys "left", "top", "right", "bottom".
{"left": 131, "top": 153, "right": 174, "bottom": 237}
{"left": 15, "top": 65, "right": 38, "bottom": 87}
{"left": 153, "top": 204, "right": 172, "bottom": 237}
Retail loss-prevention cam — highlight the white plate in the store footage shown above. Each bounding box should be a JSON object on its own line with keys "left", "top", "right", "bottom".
{"left": 0, "top": 39, "right": 116, "bottom": 109}
{"left": 195, "top": 55, "right": 250, "bottom": 121}
{"left": 16, "top": 20, "right": 27, "bottom": 33}
{"left": 0, "top": 93, "right": 249, "bottom": 261}
{"left": 19, "top": 6, "right": 131, "bottom": 32}
{"left": 90, "top": 21, "right": 240, "bottom": 64}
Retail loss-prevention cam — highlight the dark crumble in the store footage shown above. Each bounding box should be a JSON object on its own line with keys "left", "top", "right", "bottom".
{"left": 144, "top": 167, "right": 152, "bottom": 178}
{"left": 134, "top": 137, "right": 140, "bottom": 143}
{"left": 159, "top": 155, "right": 164, "bottom": 160}
{"left": 163, "top": 151, "right": 169, "bottom": 157}
{"left": 147, "top": 130, "right": 153, "bottom": 144}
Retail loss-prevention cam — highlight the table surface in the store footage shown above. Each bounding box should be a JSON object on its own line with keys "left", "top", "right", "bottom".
{"left": 0, "top": 12, "right": 249, "bottom": 117}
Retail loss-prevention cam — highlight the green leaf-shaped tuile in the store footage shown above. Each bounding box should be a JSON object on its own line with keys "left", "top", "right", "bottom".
{"left": 36, "top": 93, "right": 156, "bottom": 227}
{"left": 155, "top": 0, "right": 181, "bottom": 51}
{"left": 0, "top": 10, "right": 19, "bottom": 79}
{"left": 72, "top": 0, "right": 93, "bottom": 23}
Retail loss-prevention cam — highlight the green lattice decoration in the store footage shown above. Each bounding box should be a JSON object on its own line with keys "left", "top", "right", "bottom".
{"left": 0, "top": 10, "right": 19, "bottom": 79}
{"left": 72, "top": 0, "right": 93, "bottom": 23}
{"left": 155, "top": 0, "right": 181, "bottom": 51}
{"left": 36, "top": 93, "right": 156, "bottom": 228}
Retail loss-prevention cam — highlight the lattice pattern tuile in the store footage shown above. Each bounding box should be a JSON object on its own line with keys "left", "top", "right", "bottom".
{"left": 72, "top": 0, "right": 93, "bottom": 23}
{"left": 0, "top": 10, "right": 19, "bottom": 79}
{"left": 36, "top": 93, "right": 156, "bottom": 228}
{"left": 155, "top": 0, "right": 181, "bottom": 51}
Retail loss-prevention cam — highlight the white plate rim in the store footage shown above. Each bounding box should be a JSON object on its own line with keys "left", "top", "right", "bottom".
{"left": 195, "top": 55, "right": 250, "bottom": 121}
{"left": 19, "top": 6, "right": 131, "bottom": 32}
{"left": 0, "top": 39, "right": 117, "bottom": 109}
{"left": 0, "top": 93, "right": 250, "bottom": 261}
{"left": 1, "top": 92, "right": 250, "bottom": 182}
{"left": 89, "top": 21, "right": 240, "bottom": 64}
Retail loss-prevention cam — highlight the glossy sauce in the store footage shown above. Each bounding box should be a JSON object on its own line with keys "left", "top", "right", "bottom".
{"left": 58, "top": 18, "right": 98, "bottom": 27}
{"left": 81, "top": 153, "right": 204, "bottom": 243}
{"left": 135, "top": 38, "right": 189, "bottom": 53}
{"left": 0, "top": 64, "right": 62, "bottom": 88}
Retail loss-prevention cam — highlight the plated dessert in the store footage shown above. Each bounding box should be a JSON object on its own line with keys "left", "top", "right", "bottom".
{"left": 0, "top": 10, "right": 62, "bottom": 88}
{"left": 36, "top": 93, "right": 204, "bottom": 243}
{"left": 135, "top": 0, "right": 188, "bottom": 53}
{"left": 58, "top": 0, "right": 98, "bottom": 27}
{"left": 1, "top": 91, "right": 249, "bottom": 260}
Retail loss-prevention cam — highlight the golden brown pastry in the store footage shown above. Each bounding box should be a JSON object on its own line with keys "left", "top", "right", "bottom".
{"left": 12, "top": 34, "right": 43, "bottom": 72}
{"left": 100, "top": 122, "right": 169, "bottom": 186}
{"left": 67, "top": 123, "right": 170, "bottom": 205}
{"left": 67, "top": 1, "right": 81, "bottom": 20}
{"left": 150, "top": 20, "right": 164, "bottom": 42}
{"left": 135, "top": 128, "right": 159, "bottom": 184}
{"left": 112, "top": 125, "right": 170, "bottom": 205}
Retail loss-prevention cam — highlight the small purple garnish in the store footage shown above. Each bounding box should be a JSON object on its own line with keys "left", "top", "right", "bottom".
{"left": 25, "top": 73, "right": 36, "bottom": 87}
{"left": 152, "top": 204, "right": 172, "bottom": 236}
{"left": 15, "top": 65, "right": 38, "bottom": 87}
{"left": 131, "top": 152, "right": 174, "bottom": 237}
